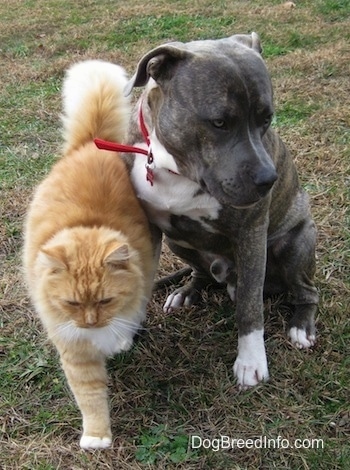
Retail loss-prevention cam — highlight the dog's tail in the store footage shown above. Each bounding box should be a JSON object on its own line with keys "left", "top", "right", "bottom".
{"left": 61, "top": 60, "right": 130, "bottom": 155}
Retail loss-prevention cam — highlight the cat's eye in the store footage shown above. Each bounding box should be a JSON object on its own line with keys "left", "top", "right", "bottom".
{"left": 98, "top": 298, "right": 113, "bottom": 306}
{"left": 66, "top": 300, "right": 81, "bottom": 307}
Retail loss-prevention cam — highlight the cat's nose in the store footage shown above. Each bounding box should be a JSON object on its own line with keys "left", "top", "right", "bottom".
{"left": 85, "top": 309, "right": 98, "bottom": 326}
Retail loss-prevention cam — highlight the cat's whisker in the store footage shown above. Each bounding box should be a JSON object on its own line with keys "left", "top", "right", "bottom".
{"left": 113, "top": 319, "right": 147, "bottom": 336}
{"left": 52, "top": 321, "right": 80, "bottom": 343}
{"left": 52, "top": 318, "right": 146, "bottom": 345}
{"left": 108, "top": 324, "right": 130, "bottom": 342}
{"left": 113, "top": 317, "right": 145, "bottom": 331}
{"left": 51, "top": 322, "right": 71, "bottom": 339}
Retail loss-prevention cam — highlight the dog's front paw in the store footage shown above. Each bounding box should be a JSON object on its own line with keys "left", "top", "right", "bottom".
{"left": 233, "top": 329, "right": 269, "bottom": 390}
{"left": 233, "top": 357, "right": 269, "bottom": 390}
{"left": 163, "top": 286, "right": 200, "bottom": 313}
{"left": 288, "top": 327, "right": 316, "bottom": 349}
{"left": 80, "top": 434, "right": 112, "bottom": 450}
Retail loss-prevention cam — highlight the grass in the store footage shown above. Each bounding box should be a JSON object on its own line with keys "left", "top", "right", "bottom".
{"left": 1, "top": 0, "right": 349, "bottom": 469}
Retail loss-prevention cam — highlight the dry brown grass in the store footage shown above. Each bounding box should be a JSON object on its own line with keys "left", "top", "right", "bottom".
{"left": 1, "top": 1, "right": 349, "bottom": 469}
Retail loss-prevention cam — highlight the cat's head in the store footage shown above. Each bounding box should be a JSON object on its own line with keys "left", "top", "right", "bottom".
{"left": 35, "top": 227, "right": 146, "bottom": 352}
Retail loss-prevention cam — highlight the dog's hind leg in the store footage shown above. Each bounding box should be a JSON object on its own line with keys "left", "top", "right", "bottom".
{"left": 268, "top": 217, "right": 319, "bottom": 348}
{"left": 155, "top": 266, "right": 192, "bottom": 289}
{"left": 163, "top": 272, "right": 213, "bottom": 313}
{"left": 210, "top": 258, "right": 237, "bottom": 302}
{"left": 162, "top": 239, "right": 216, "bottom": 313}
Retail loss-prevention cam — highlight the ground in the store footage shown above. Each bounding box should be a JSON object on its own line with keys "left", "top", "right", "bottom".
{"left": 0, "top": 1, "right": 349, "bottom": 469}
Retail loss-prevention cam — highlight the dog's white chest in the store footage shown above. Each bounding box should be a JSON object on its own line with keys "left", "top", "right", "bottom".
{"left": 130, "top": 157, "right": 222, "bottom": 232}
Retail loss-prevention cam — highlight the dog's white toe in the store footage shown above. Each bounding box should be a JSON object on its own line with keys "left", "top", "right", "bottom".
{"left": 163, "top": 288, "right": 197, "bottom": 312}
{"left": 227, "top": 284, "right": 236, "bottom": 302}
{"left": 233, "top": 329, "right": 269, "bottom": 389}
{"left": 233, "top": 360, "right": 269, "bottom": 389}
{"left": 163, "top": 292, "right": 186, "bottom": 312}
{"left": 80, "top": 435, "right": 112, "bottom": 450}
{"left": 289, "top": 327, "right": 315, "bottom": 349}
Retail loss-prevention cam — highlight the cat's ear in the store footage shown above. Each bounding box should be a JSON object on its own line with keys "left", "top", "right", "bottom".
{"left": 38, "top": 246, "right": 67, "bottom": 272}
{"left": 105, "top": 243, "right": 130, "bottom": 270}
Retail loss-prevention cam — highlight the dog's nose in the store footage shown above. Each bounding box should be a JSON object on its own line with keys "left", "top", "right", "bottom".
{"left": 253, "top": 168, "right": 277, "bottom": 196}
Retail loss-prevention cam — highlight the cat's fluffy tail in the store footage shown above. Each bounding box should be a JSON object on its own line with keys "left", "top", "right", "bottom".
{"left": 61, "top": 60, "right": 130, "bottom": 155}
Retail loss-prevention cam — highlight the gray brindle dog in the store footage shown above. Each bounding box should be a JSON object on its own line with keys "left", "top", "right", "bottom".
{"left": 124, "top": 33, "right": 319, "bottom": 389}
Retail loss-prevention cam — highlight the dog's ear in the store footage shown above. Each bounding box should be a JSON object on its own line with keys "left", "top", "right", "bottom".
{"left": 230, "top": 32, "right": 262, "bottom": 54}
{"left": 124, "top": 44, "right": 191, "bottom": 96}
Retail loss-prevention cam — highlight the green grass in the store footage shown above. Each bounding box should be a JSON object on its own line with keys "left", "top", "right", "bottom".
{"left": 273, "top": 101, "right": 321, "bottom": 127}
{"left": 108, "top": 14, "right": 236, "bottom": 48}
{"left": 1, "top": 1, "right": 349, "bottom": 469}
{"left": 315, "top": 0, "right": 350, "bottom": 20}
{"left": 135, "top": 425, "right": 192, "bottom": 464}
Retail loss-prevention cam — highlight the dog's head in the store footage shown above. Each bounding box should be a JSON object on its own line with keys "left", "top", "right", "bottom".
{"left": 126, "top": 33, "right": 278, "bottom": 208}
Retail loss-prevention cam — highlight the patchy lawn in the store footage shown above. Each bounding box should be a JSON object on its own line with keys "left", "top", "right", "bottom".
{"left": 1, "top": 1, "right": 349, "bottom": 468}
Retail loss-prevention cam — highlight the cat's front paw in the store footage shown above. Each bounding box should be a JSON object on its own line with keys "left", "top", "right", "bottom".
{"left": 80, "top": 434, "right": 112, "bottom": 450}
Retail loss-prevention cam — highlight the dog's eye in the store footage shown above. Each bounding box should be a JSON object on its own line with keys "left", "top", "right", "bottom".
{"left": 256, "top": 112, "right": 273, "bottom": 135}
{"left": 211, "top": 119, "right": 226, "bottom": 129}
{"left": 264, "top": 115, "right": 273, "bottom": 126}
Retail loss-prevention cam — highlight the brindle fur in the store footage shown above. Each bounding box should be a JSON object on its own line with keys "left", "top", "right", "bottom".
{"left": 124, "top": 33, "right": 319, "bottom": 385}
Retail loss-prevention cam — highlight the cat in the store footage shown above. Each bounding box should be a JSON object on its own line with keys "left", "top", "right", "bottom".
{"left": 23, "top": 60, "right": 158, "bottom": 450}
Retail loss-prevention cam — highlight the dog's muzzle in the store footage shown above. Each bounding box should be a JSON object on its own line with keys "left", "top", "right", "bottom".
{"left": 201, "top": 160, "right": 277, "bottom": 208}
{"left": 250, "top": 166, "right": 278, "bottom": 197}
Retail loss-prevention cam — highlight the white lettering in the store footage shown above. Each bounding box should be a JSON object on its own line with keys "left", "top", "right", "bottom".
{"left": 221, "top": 435, "right": 231, "bottom": 449}
{"left": 254, "top": 436, "right": 263, "bottom": 448}
{"left": 202, "top": 438, "right": 211, "bottom": 449}
{"left": 246, "top": 438, "right": 254, "bottom": 449}
{"left": 191, "top": 435, "right": 202, "bottom": 449}
{"left": 267, "top": 437, "right": 277, "bottom": 448}
{"left": 189, "top": 435, "right": 324, "bottom": 451}
{"left": 211, "top": 438, "right": 219, "bottom": 452}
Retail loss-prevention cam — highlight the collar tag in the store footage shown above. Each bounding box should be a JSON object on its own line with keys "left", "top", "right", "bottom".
{"left": 94, "top": 101, "right": 179, "bottom": 187}
{"left": 145, "top": 148, "right": 155, "bottom": 186}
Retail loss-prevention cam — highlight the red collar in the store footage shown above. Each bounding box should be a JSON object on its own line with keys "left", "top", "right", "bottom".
{"left": 94, "top": 106, "right": 155, "bottom": 185}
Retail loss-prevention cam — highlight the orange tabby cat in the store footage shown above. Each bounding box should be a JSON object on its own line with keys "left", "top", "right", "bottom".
{"left": 23, "top": 60, "right": 158, "bottom": 449}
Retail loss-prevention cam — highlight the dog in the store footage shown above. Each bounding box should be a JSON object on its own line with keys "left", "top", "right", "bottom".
{"left": 123, "top": 32, "right": 319, "bottom": 389}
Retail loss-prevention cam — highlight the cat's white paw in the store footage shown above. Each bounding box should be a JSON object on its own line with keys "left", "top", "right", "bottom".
{"left": 288, "top": 327, "right": 315, "bottom": 349}
{"left": 80, "top": 435, "right": 112, "bottom": 450}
